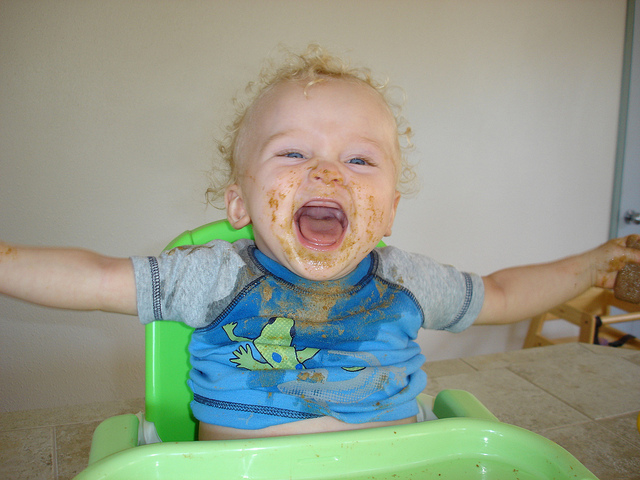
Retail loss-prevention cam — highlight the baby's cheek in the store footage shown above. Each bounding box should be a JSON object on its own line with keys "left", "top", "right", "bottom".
{"left": 266, "top": 188, "right": 289, "bottom": 227}
{"left": 355, "top": 193, "right": 386, "bottom": 245}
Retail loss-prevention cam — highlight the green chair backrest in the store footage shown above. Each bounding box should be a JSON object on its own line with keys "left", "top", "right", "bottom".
{"left": 144, "top": 220, "right": 254, "bottom": 442}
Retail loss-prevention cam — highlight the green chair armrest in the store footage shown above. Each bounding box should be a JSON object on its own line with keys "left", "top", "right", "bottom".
{"left": 88, "top": 414, "right": 140, "bottom": 465}
{"left": 432, "top": 389, "right": 499, "bottom": 422}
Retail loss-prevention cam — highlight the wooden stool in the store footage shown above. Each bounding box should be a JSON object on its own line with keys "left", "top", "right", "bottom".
{"left": 523, "top": 287, "right": 640, "bottom": 349}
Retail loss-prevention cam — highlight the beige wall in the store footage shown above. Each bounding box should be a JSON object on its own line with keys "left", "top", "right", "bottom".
{"left": 0, "top": 0, "right": 627, "bottom": 412}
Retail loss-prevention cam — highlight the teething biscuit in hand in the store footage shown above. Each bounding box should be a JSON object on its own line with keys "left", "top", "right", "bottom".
{"left": 614, "top": 236, "right": 640, "bottom": 304}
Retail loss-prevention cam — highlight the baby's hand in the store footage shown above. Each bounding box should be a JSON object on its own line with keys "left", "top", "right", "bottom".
{"left": 588, "top": 234, "right": 640, "bottom": 290}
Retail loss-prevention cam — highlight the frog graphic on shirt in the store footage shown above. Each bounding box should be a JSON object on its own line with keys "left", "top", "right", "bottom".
{"left": 222, "top": 316, "right": 319, "bottom": 370}
{"left": 223, "top": 316, "right": 404, "bottom": 408}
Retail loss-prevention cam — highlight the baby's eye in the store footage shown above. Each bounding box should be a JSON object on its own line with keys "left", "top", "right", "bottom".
{"left": 282, "top": 152, "right": 304, "bottom": 159}
{"left": 347, "top": 157, "right": 369, "bottom": 166}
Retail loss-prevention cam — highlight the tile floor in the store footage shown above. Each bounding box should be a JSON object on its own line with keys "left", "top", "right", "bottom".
{"left": 0, "top": 398, "right": 144, "bottom": 479}
{"left": 1, "top": 343, "right": 639, "bottom": 479}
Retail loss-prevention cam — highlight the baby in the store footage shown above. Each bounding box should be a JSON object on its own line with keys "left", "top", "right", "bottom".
{"left": 1, "top": 45, "right": 639, "bottom": 441}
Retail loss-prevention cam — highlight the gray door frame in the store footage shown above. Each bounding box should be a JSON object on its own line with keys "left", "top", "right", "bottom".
{"left": 611, "top": 0, "right": 640, "bottom": 239}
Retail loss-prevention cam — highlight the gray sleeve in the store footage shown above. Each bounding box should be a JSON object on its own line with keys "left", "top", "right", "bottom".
{"left": 130, "top": 239, "right": 251, "bottom": 328}
{"left": 376, "top": 246, "right": 484, "bottom": 332}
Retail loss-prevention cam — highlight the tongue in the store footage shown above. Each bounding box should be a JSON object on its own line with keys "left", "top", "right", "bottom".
{"left": 297, "top": 206, "right": 345, "bottom": 246}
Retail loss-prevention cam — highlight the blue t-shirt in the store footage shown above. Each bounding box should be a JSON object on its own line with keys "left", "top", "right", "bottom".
{"left": 132, "top": 240, "right": 484, "bottom": 429}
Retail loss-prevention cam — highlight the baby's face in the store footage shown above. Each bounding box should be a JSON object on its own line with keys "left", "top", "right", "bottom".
{"left": 225, "top": 78, "right": 401, "bottom": 280}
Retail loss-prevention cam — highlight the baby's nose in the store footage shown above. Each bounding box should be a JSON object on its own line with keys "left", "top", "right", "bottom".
{"left": 310, "top": 161, "right": 344, "bottom": 185}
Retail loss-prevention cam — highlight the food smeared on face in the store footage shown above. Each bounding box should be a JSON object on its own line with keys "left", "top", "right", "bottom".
{"left": 227, "top": 78, "right": 401, "bottom": 280}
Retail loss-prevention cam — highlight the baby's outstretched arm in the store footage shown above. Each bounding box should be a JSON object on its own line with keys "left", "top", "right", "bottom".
{"left": 0, "top": 242, "right": 137, "bottom": 315}
{"left": 475, "top": 235, "right": 640, "bottom": 325}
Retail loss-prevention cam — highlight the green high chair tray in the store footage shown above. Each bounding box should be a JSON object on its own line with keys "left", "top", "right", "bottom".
{"left": 76, "top": 220, "right": 598, "bottom": 479}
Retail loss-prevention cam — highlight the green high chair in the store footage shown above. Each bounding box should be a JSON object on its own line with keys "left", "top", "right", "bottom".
{"left": 75, "top": 220, "right": 598, "bottom": 480}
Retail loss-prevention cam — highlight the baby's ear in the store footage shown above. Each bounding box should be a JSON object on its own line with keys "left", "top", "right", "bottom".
{"left": 225, "top": 185, "right": 251, "bottom": 229}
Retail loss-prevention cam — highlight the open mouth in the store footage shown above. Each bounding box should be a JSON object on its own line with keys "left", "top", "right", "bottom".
{"left": 294, "top": 201, "right": 348, "bottom": 250}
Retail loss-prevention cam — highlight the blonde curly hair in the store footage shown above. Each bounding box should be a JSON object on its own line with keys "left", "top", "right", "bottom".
{"left": 206, "top": 44, "right": 416, "bottom": 206}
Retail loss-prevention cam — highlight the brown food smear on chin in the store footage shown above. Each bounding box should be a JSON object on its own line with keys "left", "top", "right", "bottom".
{"left": 277, "top": 204, "right": 369, "bottom": 275}
{"left": 267, "top": 179, "right": 384, "bottom": 283}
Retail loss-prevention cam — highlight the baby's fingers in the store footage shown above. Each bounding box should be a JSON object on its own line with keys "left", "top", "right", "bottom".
{"left": 592, "top": 235, "right": 640, "bottom": 289}
{"left": 625, "top": 234, "right": 640, "bottom": 250}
